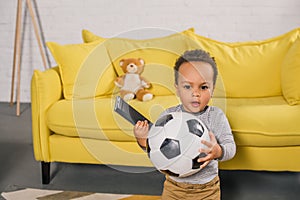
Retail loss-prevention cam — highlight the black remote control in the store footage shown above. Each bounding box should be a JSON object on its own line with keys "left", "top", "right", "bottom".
{"left": 114, "top": 96, "right": 153, "bottom": 128}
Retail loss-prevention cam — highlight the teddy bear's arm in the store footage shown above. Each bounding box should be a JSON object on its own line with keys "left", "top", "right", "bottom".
{"left": 115, "top": 76, "right": 125, "bottom": 88}
{"left": 140, "top": 76, "right": 151, "bottom": 88}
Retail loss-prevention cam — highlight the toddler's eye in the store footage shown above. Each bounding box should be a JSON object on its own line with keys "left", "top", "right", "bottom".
{"left": 201, "top": 85, "right": 209, "bottom": 90}
{"left": 183, "top": 85, "right": 191, "bottom": 89}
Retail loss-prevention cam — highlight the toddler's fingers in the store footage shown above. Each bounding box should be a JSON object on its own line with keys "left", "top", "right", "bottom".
{"left": 135, "top": 121, "right": 141, "bottom": 127}
{"left": 199, "top": 147, "right": 209, "bottom": 154}
{"left": 201, "top": 139, "right": 212, "bottom": 148}
{"left": 140, "top": 120, "right": 149, "bottom": 127}
{"left": 200, "top": 161, "right": 210, "bottom": 169}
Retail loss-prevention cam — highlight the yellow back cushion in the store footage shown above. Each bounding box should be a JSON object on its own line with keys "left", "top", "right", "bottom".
{"left": 185, "top": 29, "right": 300, "bottom": 98}
{"left": 82, "top": 29, "right": 106, "bottom": 43}
{"left": 281, "top": 36, "right": 300, "bottom": 105}
{"left": 82, "top": 29, "right": 197, "bottom": 96}
{"left": 47, "top": 41, "right": 116, "bottom": 99}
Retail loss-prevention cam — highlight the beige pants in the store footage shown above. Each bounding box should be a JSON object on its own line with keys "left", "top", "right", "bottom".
{"left": 161, "top": 175, "right": 220, "bottom": 200}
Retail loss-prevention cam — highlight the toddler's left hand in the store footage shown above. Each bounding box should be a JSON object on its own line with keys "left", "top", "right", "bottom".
{"left": 198, "top": 132, "right": 223, "bottom": 169}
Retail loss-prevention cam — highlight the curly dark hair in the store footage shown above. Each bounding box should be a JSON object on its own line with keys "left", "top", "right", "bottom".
{"left": 174, "top": 49, "right": 218, "bottom": 86}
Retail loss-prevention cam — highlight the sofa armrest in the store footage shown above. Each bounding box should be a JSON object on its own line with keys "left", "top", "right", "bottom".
{"left": 31, "top": 67, "right": 63, "bottom": 162}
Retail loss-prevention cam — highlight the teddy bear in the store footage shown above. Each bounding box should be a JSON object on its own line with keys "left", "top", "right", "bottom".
{"left": 114, "top": 58, "right": 153, "bottom": 101}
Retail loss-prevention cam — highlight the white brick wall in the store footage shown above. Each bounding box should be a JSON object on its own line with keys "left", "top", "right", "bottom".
{"left": 1, "top": 0, "right": 300, "bottom": 102}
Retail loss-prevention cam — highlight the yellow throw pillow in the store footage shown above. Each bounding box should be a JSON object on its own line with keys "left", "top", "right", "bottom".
{"left": 47, "top": 41, "right": 116, "bottom": 99}
{"left": 82, "top": 28, "right": 195, "bottom": 43}
{"left": 81, "top": 28, "right": 197, "bottom": 96}
{"left": 82, "top": 29, "right": 106, "bottom": 43}
{"left": 104, "top": 30, "right": 198, "bottom": 96}
{"left": 184, "top": 28, "right": 300, "bottom": 98}
{"left": 281, "top": 37, "right": 300, "bottom": 105}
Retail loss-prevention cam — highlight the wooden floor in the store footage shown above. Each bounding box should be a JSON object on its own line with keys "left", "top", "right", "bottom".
{"left": 0, "top": 102, "right": 300, "bottom": 200}
{"left": 1, "top": 187, "right": 161, "bottom": 200}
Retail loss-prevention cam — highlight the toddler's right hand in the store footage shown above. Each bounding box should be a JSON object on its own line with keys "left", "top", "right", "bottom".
{"left": 134, "top": 120, "right": 149, "bottom": 148}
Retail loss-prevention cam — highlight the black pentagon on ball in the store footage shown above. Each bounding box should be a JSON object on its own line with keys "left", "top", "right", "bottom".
{"left": 160, "top": 138, "right": 181, "bottom": 159}
{"left": 192, "top": 153, "right": 207, "bottom": 169}
{"left": 146, "top": 139, "right": 151, "bottom": 158}
{"left": 155, "top": 114, "right": 173, "bottom": 127}
{"left": 187, "top": 119, "right": 205, "bottom": 137}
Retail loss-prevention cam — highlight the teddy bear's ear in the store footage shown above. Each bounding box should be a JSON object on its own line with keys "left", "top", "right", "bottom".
{"left": 138, "top": 58, "right": 145, "bottom": 66}
{"left": 119, "top": 59, "right": 124, "bottom": 67}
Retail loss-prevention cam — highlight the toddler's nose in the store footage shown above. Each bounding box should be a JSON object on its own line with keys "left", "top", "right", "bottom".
{"left": 192, "top": 89, "right": 201, "bottom": 97}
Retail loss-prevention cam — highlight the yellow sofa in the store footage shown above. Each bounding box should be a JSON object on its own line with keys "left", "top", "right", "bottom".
{"left": 31, "top": 28, "right": 300, "bottom": 184}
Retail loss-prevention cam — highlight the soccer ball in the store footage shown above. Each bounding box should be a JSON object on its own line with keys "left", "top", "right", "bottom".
{"left": 147, "top": 112, "right": 210, "bottom": 177}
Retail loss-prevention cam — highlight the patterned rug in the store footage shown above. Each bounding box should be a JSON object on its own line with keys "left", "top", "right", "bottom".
{"left": 1, "top": 187, "right": 161, "bottom": 200}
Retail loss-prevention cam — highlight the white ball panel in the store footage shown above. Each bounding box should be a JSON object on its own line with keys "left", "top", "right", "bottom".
{"left": 148, "top": 127, "right": 165, "bottom": 150}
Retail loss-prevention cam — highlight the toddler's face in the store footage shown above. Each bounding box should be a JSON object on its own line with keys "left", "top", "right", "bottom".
{"left": 175, "top": 61, "right": 214, "bottom": 113}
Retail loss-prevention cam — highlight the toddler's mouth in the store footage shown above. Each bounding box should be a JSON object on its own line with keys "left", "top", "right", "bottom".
{"left": 191, "top": 101, "right": 201, "bottom": 107}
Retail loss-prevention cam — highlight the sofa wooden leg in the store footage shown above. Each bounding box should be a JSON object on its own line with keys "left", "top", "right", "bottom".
{"left": 41, "top": 161, "right": 50, "bottom": 184}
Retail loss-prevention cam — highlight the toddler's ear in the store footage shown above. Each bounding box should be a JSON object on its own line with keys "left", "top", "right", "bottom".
{"left": 174, "top": 83, "right": 179, "bottom": 96}
{"left": 209, "top": 87, "right": 214, "bottom": 97}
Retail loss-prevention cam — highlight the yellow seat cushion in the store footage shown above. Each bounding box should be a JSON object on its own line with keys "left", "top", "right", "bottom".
{"left": 185, "top": 28, "right": 300, "bottom": 98}
{"left": 224, "top": 96, "right": 300, "bottom": 147}
{"left": 81, "top": 28, "right": 198, "bottom": 96}
{"left": 46, "top": 95, "right": 180, "bottom": 141}
{"left": 281, "top": 37, "right": 300, "bottom": 105}
{"left": 47, "top": 41, "right": 116, "bottom": 99}
{"left": 47, "top": 95, "right": 300, "bottom": 147}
